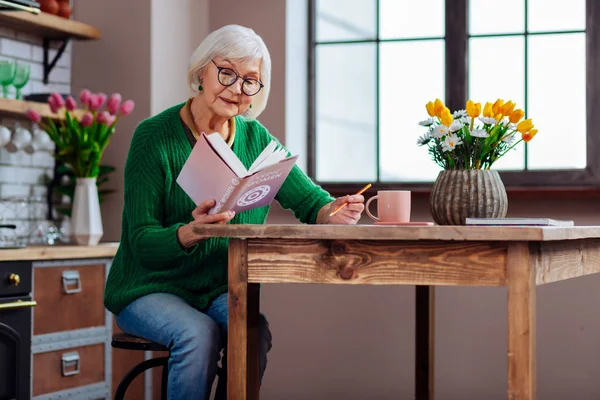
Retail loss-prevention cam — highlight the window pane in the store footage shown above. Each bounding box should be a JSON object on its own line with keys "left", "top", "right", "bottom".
{"left": 379, "top": 40, "right": 445, "bottom": 182}
{"left": 379, "top": 0, "right": 444, "bottom": 39}
{"left": 528, "top": 0, "right": 585, "bottom": 32}
{"left": 469, "top": 0, "right": 524, "bottom": 35}
{"left": 469, "top": 36, "right": 525, "bottom": 170}
{"left": 316, "top": 0, "right": 376, "bottom": 42}
{"left": 316, "top": 44, "right": 376, "bottom": 182}
{"left": 528, "top": 33, "right": 586, "bottom": 170}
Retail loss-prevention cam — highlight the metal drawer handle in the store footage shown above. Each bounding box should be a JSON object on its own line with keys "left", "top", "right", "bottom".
{"left": 0, "top": 300, "right": 37, "bottom": 310}
{"left": 61, "top": 271, "right": 82, "bottom": 294}
{"left": 61, "top": 351, "right": 80, "bottom": 376}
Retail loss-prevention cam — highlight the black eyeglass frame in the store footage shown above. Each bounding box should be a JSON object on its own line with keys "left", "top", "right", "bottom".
{"left": 211, "top": 60, "right": 264, "bottom": 96}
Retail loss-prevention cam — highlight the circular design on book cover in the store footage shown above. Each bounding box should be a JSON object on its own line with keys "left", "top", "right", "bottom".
{"left": 237, "top": 185, "right": 271, "bottom": 207}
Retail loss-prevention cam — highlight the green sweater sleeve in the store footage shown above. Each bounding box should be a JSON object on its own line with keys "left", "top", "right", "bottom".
{"left": 250, "top": 121, "right": 334, "bottom": 224}
{"left": 123, "top": 121, "right": 196, "bottom": 267}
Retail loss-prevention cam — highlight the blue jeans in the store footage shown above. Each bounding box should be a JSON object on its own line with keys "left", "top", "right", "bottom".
{"left": 115, "top": 292, "right": 272, "bottom": 400}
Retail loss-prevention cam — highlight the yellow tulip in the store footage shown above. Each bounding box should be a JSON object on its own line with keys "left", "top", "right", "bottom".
{"left": 425, "top": 101, "right": 435, "bottom": 117}
{"left": 434, "top": 98, "right": 446, "bottom": 118}
{"left": 501, "top": 100, "right": 515, "bottom": 116}
{"left": 466, "top": 100, "right": 481, "bottom": 118}
{"left": 517, "top": 119, "right": 534, "bottom": 133}
{"left": 483, "top": 102, "right": 494, "bottom": 118}
{"left": 522, "top": 128, "right": 538, "bottom": 142}
{"left": 494, "top": 113, "right": 503, "bottom": 121}
{"left": 440, "top": 107, "right": 454, "bottom": 127}
{"left": 509, "top": 109, "right": 525, "bottom": 123}
{"left": 492, "top": 99, "right": 504, "bottom": 116}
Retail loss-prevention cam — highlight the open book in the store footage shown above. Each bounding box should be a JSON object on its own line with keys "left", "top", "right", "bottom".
{"left": 176, "top": 132, "right": 298, "bottom": 214}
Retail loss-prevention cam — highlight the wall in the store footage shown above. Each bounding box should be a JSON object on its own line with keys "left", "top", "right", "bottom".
{"left": 0, "top": 23, "right": 71, "bottom": 245}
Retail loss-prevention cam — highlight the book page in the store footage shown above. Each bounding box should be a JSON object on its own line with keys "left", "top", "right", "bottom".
{"left": 204, "top": 132, "right": 249, "bottom": 177}
{"left": 247, "top": 141, "right": 291, "bottom": 175}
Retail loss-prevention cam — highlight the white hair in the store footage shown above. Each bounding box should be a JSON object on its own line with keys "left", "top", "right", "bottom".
{"left": 187, "top": 24, "right": 271, "bottom": 119}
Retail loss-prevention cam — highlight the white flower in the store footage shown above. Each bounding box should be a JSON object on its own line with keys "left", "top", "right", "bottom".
{"left": 442, "top": 134, "right": 462, "bottom": 152}
{"left": 453, "top": 109, "right": 467, "bottom": 118}
{"left": 416, "top": 132, "right": 430, "bottom": 145}
{"left": 432, "top": 124, "right": 449, "bottom": 139}
{"left": 502, "top": 133, "right": 516, "bottom": 145}
{"left": 460, "top": 116, "right": 472, "bottom": 125}
{"left": 449, "top": 120, "right": 464, "bottom": 133}
{"left": 507, "top": 122, "right": 517, "bottom": 131}
{"left": 479, "top": 116, "right": 497, "bottom": 125}
{"left": 418, "top": 117, "right": 436, "bottom": 127}
{"left": 471, "top": 128, "right": 489, "bottom": 138}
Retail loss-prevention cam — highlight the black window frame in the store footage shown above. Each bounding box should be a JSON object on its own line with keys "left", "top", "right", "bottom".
{"left": 307, "top": 0, "right": 600, "bottom": 193}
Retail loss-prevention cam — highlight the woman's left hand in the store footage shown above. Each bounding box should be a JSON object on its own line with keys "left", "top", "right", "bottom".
{"left": 319, "top": 195, "right": 365, "bottom": 225}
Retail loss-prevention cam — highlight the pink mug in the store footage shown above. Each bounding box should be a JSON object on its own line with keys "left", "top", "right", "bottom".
{"left": 365, "top": 190, "right": 411, "bottom": 223}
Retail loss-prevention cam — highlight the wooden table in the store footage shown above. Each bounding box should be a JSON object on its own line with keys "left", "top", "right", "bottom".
{"left": 198, "top": 224, "right": 600, "bottom": 400}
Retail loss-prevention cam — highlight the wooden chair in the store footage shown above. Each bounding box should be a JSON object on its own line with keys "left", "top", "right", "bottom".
{"left": 111, "top": 332, "right": 170, "bottom": 400}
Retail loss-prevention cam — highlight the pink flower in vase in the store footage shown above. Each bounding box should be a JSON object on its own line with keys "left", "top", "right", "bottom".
{"left": 80, "top": 89, "right": 92, "bottom": 108}
{"left": 105, "top": 114, "right": 116, "bottom": 126}
{"left": 50, "top": 92, "right": 65, "bottom": 108}
{"left": 65, "top": 96, "right": 77, "bottom": 112}
{"left": 80, "top": 112, "right": 94, "bottom": 127}
{"left": 48, "top": 96, "right": 60, "bottom": 113}
{"left": 118, "top": 100, "right": 135, "bottom": 116}
{"left": 25, "top": 109, "right": 41, "bottom": 123}
{"left": 96, "top": 111, "right": 109, "bottom": 124}
{"left": 89, "top": 93, "right": 107, "bottom": 111}
{"left": 106, "top": 93, "right": 121, "bottom": 115}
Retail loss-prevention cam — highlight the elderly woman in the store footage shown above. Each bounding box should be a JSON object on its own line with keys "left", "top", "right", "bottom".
{"left": 104, "top": 24, "right": 364, "bottom": 399}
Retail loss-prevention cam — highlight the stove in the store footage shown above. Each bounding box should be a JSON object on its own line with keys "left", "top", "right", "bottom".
{"left": 0, "top": 261, "right": 34, "bottom": 400}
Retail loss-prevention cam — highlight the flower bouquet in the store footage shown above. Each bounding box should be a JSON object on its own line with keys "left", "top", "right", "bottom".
{"left": 26, "top": 90, "right": 135, "bottom": 178}
{"left": 419, "top": 98, "right": 538, "bottom": 225}
{"left": 417, "top": 98, "right": 537, "bottom": 170}
{"left": 25, "top": 90, "right": 135, "bottom": 245}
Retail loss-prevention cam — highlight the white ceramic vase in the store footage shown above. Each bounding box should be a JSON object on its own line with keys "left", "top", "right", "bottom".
{"left": 71, "top": 177, "right": 103, "bottom": 246}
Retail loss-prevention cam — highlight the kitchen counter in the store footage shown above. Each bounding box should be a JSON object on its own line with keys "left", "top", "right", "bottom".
{"left": 0, "top": 242, "right": 119, "bottom": 261}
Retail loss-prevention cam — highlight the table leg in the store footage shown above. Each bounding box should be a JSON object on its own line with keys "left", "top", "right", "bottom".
{"left": 415, "top": 285, "right": 435, "bottom": 400}
{"left": 507, "top": 242, "right": 536, "bottom": 400}
{"left": 228, "top": 238, "right": 260, "bottom": 400}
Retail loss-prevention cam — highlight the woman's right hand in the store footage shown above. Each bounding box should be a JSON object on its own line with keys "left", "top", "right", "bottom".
{"left": 177, "top": 199, "right": 235, "bottom": 249}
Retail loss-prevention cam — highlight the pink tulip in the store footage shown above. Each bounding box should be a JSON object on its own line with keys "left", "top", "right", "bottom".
{"left": 106, "top": 93, "right": 121, "bottom": 115}
{"left": 96, "top": 111, "right": 109, "bottom": 124}
{"left": 118, "top": 100, "right": 135, "bottom": 116}
{"left": 80, "top": 112, "right": 94, "bottom": 127}
{"left": 48, "top": 96, "right": 59, "bottom": 113}
{"left": 95, "top": 93, "right": 107, "bottom": 109}
{"left": 65, "top": 96, "right": 77, "bottom": 111}
{"left": 26, "top": 109, "right": 41, "bottom": 123}
{"left": 105, "top": 115, "right": 116, "bottom": 126}
{"left": 80, "top": 89, "right": 92, "bottom": 107}
{"left": 50, "top": 92, "right": 65, "bottom": 108}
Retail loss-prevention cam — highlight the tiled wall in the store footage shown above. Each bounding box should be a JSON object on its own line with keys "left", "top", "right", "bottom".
{"left": 0, "top": 26, "right": 71, "bottom": 245}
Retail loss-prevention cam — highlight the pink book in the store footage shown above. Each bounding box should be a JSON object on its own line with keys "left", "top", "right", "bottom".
{"left": 176, "top": 132, "right": 298, "bottom": 214}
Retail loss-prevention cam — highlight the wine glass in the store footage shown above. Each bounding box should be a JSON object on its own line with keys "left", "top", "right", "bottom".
{"left": 0, "top": 60, "right": 16, "bottom": 98}
{"left": 12, "top": 63, "right": 30, "bottom": 100}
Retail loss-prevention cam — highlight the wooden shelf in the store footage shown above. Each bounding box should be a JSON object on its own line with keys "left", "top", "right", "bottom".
{"left": 0, "top": 97, "right": 84, "bottom": 120}
{"left": 0, "top": 10, "right": 99, "bottom": 40}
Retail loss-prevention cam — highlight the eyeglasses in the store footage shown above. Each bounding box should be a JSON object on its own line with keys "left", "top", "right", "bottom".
{"left": 211, "top": 60, "right": 264, "bottom": 96}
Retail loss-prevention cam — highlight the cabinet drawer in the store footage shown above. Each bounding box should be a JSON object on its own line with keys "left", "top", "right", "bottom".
{"left": 33, "top": 343, "right": 105, "bottom": 396}
{"left": 34, "top": 264, "right": 105, "bottom": 335}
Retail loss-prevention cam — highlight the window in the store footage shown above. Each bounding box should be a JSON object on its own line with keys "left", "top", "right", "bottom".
{"left": 309, "top": 0, "right": 600, "bottom": 188}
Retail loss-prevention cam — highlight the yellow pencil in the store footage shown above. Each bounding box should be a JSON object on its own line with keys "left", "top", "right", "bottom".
{"left": 329, "top": 183, "right": 372, "bottom": 217}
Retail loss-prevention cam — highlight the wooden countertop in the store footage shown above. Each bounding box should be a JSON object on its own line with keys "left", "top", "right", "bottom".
{"left": 0, "top": 242, "right": 119, "bottom": 261}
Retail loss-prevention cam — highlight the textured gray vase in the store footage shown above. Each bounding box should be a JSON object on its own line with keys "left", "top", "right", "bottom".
{"left": 430, "top": 170, "right": 508, "bottom": 225}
